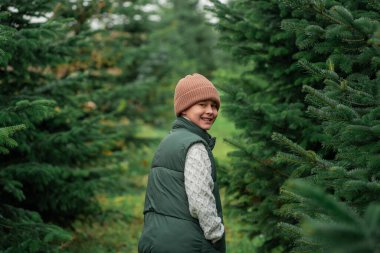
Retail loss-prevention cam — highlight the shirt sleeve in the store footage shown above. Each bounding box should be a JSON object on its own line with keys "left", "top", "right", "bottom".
{"left": 184, "top": 142, "right": 224, "bottom": 242}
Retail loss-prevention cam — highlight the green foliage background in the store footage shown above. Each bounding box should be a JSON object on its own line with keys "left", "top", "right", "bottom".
{"left": 1, "top": 0, "right": 379, "bottom": 253}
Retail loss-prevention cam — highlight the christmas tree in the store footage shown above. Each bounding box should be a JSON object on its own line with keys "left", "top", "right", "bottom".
{"left": 273, "top": 1, "right": 380, "bottom": 252}
{"left": 210, "top": 0, "right": 380, "bottom": 252}
{"left": 0, "top": 0, "right": 162, "bottom": 251}
{"left": 209, "top": 0, "right": 324, "bottom": 251}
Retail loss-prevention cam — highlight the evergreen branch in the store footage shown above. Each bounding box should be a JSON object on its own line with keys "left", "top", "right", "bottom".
{"left": 368, "top": 0, "right": 380, "bottom": 12}
{"left": 343, "top": 180, "right": 380, "bottom": 193}
{"left": 345, "top": 124, "right": 380, "bottom": 138}
{"left": 341, "top": 37, "right": 365, "bottom": 43}
{"left": 312, "top": 6, "right": 345, "bottom": 27}
{"left": 240, "top": 80, "right": 299, "bottom": 96}
{"left": 272, "top": 132, "right": 329, "bottom": 169}
{"left": 0, "top": 124, "right": 26, "bottom": 154}
{"left": 280, "top": 188, "right": 306, "bottom": 204}
{"left": 346, "top": 168, "right": 368, "bottom": 178}
{"left": 274, "top": 152, "right": 306, "bottom": 165}
{"left": 345, "top": 100, "right": 380, "bottom": 108}
{"left": 0, "top": 146, "right": 9, "bottom": 153}
{"left": 277, "top": 222, "right": 302, "bottom": 239}
{"left": 281, "top": 19, "right": 307, "bottom": 33}
{"left": 285, "top": 180, "right": 362, "bottom": 225}
{"left": 7, "top": 99, "right": 57, "bottom": 124}
{"left": 13, "top": 99, "right": 56, "bottom": 111}
{"left": 208, "top": 0, "right": 242, "bottom": 23}
{"left": 223, "top": 137, "right": 288, "bottom": 178}
{"left": 336, "top": 104, "right": 360, "bottom": 120}
{"left": 370, "top": 125, "right": 380, "bottom": 136}
{"left": 312, "top": 5, "right": 367, "bottom": 38}
{"left": 0, "top": 208, "right": 72, "bottom": 241}
{"left": 298, "top": 59, "right": 339, "bottom": 80}
{"left": 364, "top": 203, "right": 380, "bottom": 233}
{"left": 302, "top": 85, "right": 338, "bottom": 109}
{"left": 302, "top": 221, "right": 367, "bottom": 250}
{"left": 218, "top": 85, "right": 250, "bottom": 105}
{"left": 323, "top": 79, "right": 374, "bottom": 100}
{"left": 223, "top": 137, "right": 272, "bottom": 167}
{"left": 330, "top": 6, "right": 353, "bottom": 24}
{"left": 366, "top": 181, "right": 380, "bottom": 193}
{"left": 311, "top": 166, "right": 347, "bottom": 181}
{"left": 306, "top": 106, "right": 333, "bottom": 120}
{"left": 0, "top": 178, "right": 25, "bottom": 201}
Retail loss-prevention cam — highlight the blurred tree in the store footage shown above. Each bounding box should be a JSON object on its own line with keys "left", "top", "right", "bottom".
{"left": 282, "top": 180, "right": 380, "bottom": 253}
{"left": 0, "top": 0, "right": 164, "bottom": 252}
{"left": 152, "top": 0, "right": 218, "bottom": 79}
{"left": 133, "top": 0, "right": 222, "bottom": 122}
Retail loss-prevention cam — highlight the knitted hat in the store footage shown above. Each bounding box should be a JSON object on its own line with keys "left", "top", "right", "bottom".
{"left": 174, "top": 73, "right": 220, "bottom": 116}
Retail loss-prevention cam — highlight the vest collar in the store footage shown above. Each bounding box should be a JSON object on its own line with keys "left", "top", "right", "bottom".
{"left": 172, "top": 117, "right": 216, "bottom": 150}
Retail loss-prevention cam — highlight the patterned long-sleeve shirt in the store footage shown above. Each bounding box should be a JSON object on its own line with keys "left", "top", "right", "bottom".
{"left": 184, "top": 143, "right": 224, "bottom": 243}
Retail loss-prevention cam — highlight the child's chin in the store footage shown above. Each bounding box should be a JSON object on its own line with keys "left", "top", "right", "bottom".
{"left": 202, "top": 124, "right": 212, "bottom": 130}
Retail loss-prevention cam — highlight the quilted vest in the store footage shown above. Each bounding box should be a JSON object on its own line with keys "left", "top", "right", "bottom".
{"left": 142, "top": 117, "right": 225, "bottom": 252}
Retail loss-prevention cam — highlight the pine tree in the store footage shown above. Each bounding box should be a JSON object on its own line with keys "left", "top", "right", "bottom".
{"left": 281, "top": 180, "right": 380, "bottom": 253}
{"left": 0, "top": 1, "right": 83, "bottom": 251}
{"left": 154, "top": 0, "right": 218, "bottom": 78}
{"left": 209, "top": 1, "right": 326, "bottom": 251}
{"left": 0, "top": 0, "right": 163, "bottom": 251}
{"left": 272, "top": 1, "right": 380, "bottom": 252}
{"left": 210, "top": 0, "right": 380, "bottom": 252}
{"left": 134, "top": 0, "right": 222, "bottom": 122}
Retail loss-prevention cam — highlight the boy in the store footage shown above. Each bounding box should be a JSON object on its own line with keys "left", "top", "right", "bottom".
{"left": 138, "top": 73, "right": 226, "bottom": 253}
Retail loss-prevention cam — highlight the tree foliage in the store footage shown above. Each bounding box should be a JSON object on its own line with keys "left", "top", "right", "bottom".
{"left": 1, "top": 0, "right": 223, "bottom": 251}
{"left": 210, "top": 1, "right": 323, "bottom": 251}
{"left": 0, "top": 0, "right": 162, "bottom": 251}
{"left": 274, "top": 1, "right": 380, "bottom": 252}
{"left": 211, "top": 0, "right": 380, "bottom": 252}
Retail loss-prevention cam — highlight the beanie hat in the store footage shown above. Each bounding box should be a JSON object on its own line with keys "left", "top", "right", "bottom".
{"left": 174, "top": 73, "right": 221, "bottom": 116}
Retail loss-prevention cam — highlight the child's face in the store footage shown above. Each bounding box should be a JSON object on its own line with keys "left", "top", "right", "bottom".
{"left": 181, "top": 100, "right": 218, "bottom": 130}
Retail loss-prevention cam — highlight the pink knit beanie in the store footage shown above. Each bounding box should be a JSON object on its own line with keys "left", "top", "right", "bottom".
{"left": 174, "top": 73, "right": 221, "bottom": 116}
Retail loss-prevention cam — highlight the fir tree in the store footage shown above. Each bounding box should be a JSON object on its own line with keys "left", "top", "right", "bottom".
{"left": 272, "top": 1, "right": 380, "bottom": 252}
{"left": 281, "top": 180, "right": 380, "bottom": 253}
{"left": 0, "top": 0, "right": 162, "bottom": 251}
{"left": 210, "top": 0, "right": 380, "bottom": 252}
{"left": 136, "top": 0, "right": 221, "bottom": 122}
{"left": 209, "top": 0, "right": 325, "bottom": 251}
{"left": 152, "top": 0, "right": 218, "bottom": 80}
{"left": 0, "top": 1, "right": 82, "bottom": 250}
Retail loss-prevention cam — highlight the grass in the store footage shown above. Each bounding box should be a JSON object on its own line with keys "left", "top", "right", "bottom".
{"left": 66, "top": 113, "right": 259, "bottom": 253}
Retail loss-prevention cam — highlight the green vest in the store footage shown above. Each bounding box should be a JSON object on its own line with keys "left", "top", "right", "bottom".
{"left": 138, "top": 117, "right": 226, "bottom": 253}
